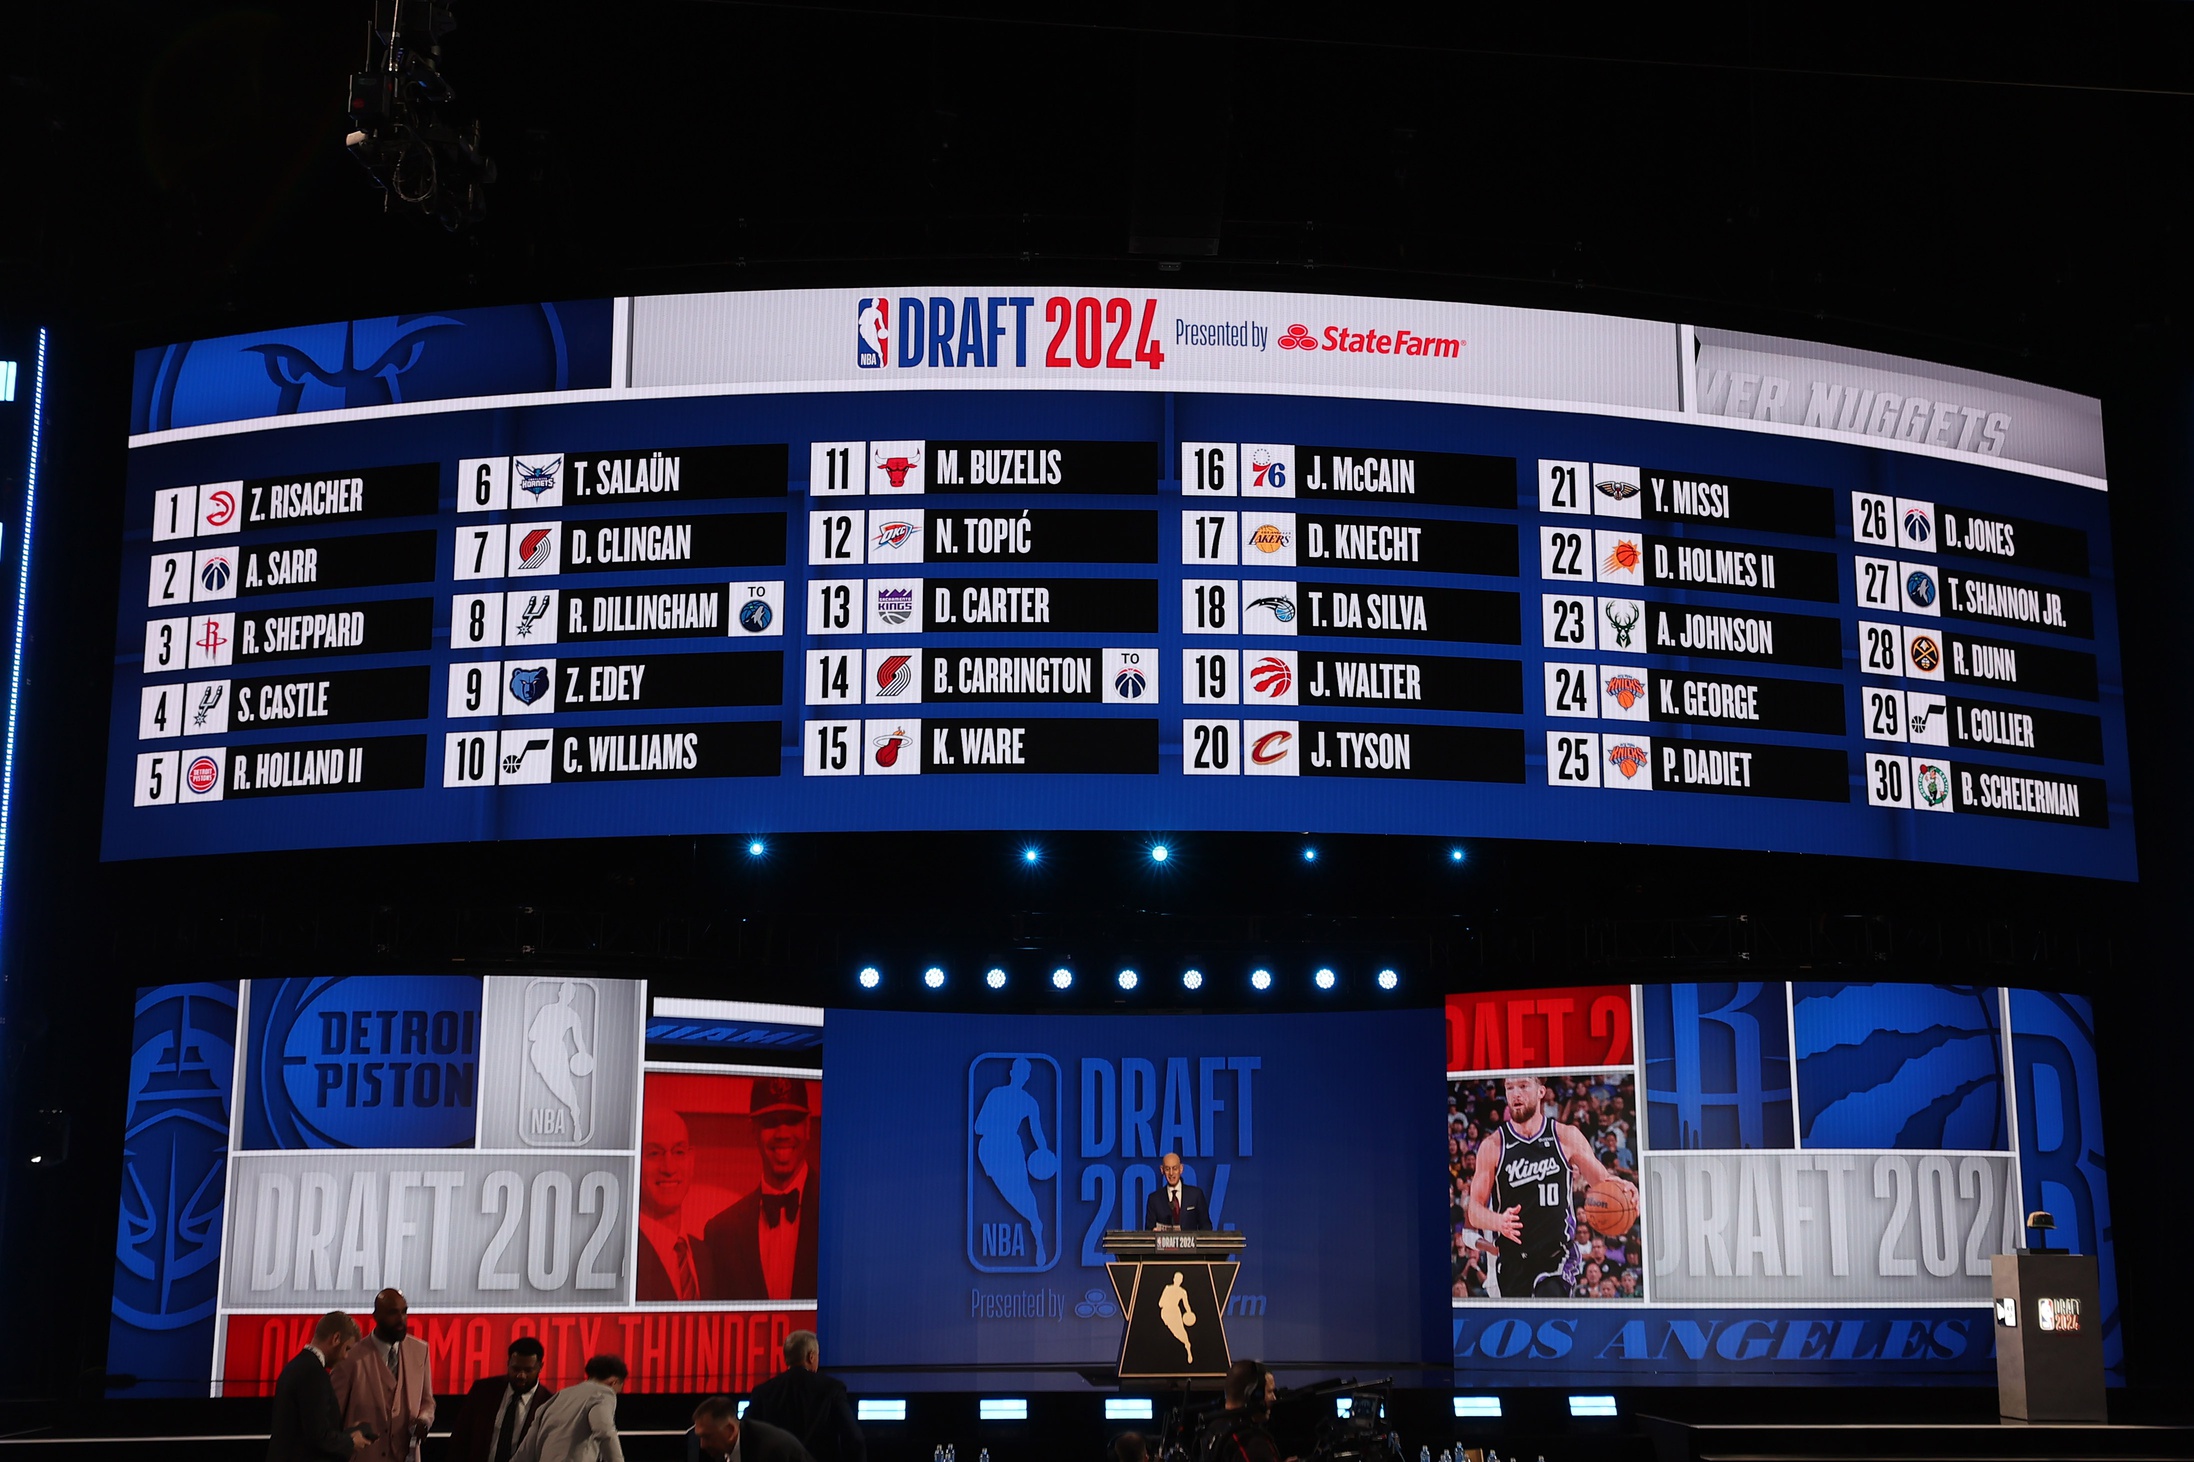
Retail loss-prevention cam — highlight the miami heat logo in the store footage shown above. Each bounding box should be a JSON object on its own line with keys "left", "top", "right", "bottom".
{"left": 1608, "top": 743, "right": 1649, "bottom": 780}
{"left": 872, "top": 726, "right": 910, "bottom": 768}
{"left": 1603, "top": 674, "right": 1644, "bottom": 710}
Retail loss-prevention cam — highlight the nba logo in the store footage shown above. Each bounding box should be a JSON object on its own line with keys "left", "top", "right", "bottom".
{"left": 519, "top": 978, "right": 601, "bottom": 1145}
{"left": 857, "top": 296, "right": 890, "bottom": 369}
{"left": 967, "top": 1052, "right": 1063, "bottom": 1273}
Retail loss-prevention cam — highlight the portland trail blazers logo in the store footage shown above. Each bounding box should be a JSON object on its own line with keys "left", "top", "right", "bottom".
{"left": 875, "top": 655, "right": 914, "bottom": 697}
{"left": 516, "top": 528, "right": 556, "bottom": 570}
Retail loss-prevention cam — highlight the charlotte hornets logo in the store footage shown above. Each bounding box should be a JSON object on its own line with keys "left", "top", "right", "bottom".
{"left": 113, "top": 984, "right": 237, "bottom": 1342}
{"left": 968, "top": 1053, "right": 1062, "bottom": 1272}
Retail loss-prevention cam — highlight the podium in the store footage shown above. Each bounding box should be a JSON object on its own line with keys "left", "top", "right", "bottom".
{"left": 1992, "top": 1251, "right": 2105, "bottom": 1421}
{"left": 1101, "top": 1230, "right": 1245, "bottom": 1381}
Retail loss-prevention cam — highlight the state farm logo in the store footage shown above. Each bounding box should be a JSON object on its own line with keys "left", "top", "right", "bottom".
{"left": 1275, "top": 322, "right": 1462, "bottom": 359}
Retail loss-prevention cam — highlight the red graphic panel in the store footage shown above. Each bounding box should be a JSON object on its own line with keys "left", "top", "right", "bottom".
{"left": 1444, "top": 985, "right": 1633, "bottom": 1072}
{"left": 221, "top": 1309, "right": 809, "bottom": 1397}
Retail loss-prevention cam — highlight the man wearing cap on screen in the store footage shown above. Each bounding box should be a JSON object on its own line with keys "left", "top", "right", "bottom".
{"left": 705, "top": 1076, "right": 819, "bottom": 1301}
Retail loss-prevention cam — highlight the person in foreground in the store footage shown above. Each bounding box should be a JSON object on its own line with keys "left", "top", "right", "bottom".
{"left": 268, "top": 1310, "right": 370, "bottom": 1461}
{"left": 689, "top": 1393, "right": 816, "bottom": 1462}
{"left": 448, "top": 1336, "right": 556, "bottom": 1462}
{"left": 740, "top": 1331, "right": 863, "bottom": 1462}
{"left": 1199, "top": 1360, "right": 1295, "bottom": 1462}
{"left": 331, "top": 1288, "right": 434, "bottom": 1462}
{"left": 1142, "top": 1151, "right": 1213, "bottom": 1231}
{"left": 511, "top": 1354, "right": 627, "bottom": 1462}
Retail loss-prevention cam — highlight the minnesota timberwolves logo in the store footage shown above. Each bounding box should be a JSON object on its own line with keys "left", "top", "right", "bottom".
{"left": 967, "top": 1053, "right": 1062, "bottom": 1273}
{"left": 1905, "top": 569, "right": 1938, "bottom": 609}
{"left": 113, "top": 984, "right": 237, "bottom": 1343}
{"left": 738, "top": 597, "right": 773, "bottom": 633}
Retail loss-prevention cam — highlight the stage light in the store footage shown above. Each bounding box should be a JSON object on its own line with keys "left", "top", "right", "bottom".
{"left": 1568, "top": 1395, "right": 1618, "bottom": 1418}
{"left": 1453, "top": 1397, "right": 1501, "bottom": 1418}
{"left": 1051, "top": 967, "right": 1074, "bottom": 990}
{"left": 1449, "top": 846, "right": 1466, "bottom": 863}
{"left": 1376, "top": 968, "right": 1399, "bottom": 991}
{"left": 1149, "top": 842, "right": 1170, "bottom": 863}
{"left": 923, "top": 966, "right": 945, "bottom": 990}
{"left": 1302, "top": 845, "right": 1318, "bottom": 862}
{"left": 736, "top": 1401, "right": 748, "bottom": 1418}
{"left": 1117, "top": 968, "right": 1139, "bottom": 991}
{"left": 1106, "top": 1399, "right": 1154, "bottom": 1421}
{"left": 1313, "top": 967, "right": 1336, "bottom": 991}
{"left": 0, "top": 331, "right": 43, "bottom": 964}
{"left": 985, "top": 968, "right": 1007, "bottom": 990}
{"left": 1250, "top": 968, "right": 1273, "bottom": 992}
{"left": 856, "top": 1400, "right": 906, "bottom": 1422}
{"left": 857, "top": 967, "right": 881, "bottom": 990}
{"left": 1181, "top": 969, "right": 1204, "bottom": 991}
{"left": 746, "top": 839, "right": 766, "bottom": 857}
{"left": 1021, "top": 845, "right": 1041, "bottom": 865}
{"left": 978, "top": 1399, "right": 1027, "bottom": 1421}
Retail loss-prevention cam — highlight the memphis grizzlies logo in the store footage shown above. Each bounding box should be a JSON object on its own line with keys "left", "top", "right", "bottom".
{"left": 1793, "top": 983, "right": 2007, "bottom": 1149}
{"left": 112, "top": 983, "right": 237, "bottom": 1347}
{"left": 508, "top": 666, "right": 550, "bottom": 706}
{"left": 967, "top": 1052, "right": 1063, "bottom": 1273}
{"left": 857, "top": 296, "right": 891, "bottom": 369}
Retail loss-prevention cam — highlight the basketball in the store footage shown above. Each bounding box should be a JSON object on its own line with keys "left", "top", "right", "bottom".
{"left": 1027, "top": 1148, "right": 1059, "bottom": 1180}
{"left": 1580, "top": 1178, "right": 1638, "bottom": 1238}
{"left": 570, "top": 1052, "right": 595, "bottom": 1078}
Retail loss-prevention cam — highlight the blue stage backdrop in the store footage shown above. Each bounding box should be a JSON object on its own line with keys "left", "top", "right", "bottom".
{"left": 820, "top": 1008, "right": 1450, "bottom": 1385}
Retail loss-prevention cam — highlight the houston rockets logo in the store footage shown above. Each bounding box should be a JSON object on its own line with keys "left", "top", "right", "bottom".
{"left": 857, "top": 296, "right": 891, "bottom": 369}
{"left": 1603, "top": 674, "right": 1645, "bottom": 710}
{"left": 1608, "top": 743, "right": 1649, "bottom": 779}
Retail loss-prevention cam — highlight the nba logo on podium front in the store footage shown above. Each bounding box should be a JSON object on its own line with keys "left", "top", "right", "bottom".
{"left": 967, "top": 1052, "right": 1062, "bottom": 1272}
{"left": 520, "top": 978, "right": 600, "bottom": 1145}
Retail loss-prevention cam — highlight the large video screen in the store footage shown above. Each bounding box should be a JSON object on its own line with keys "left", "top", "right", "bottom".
{"left": 108, "top": 291, "right": 2129, "bottom": 877}
{"left": 110, "top": 979, "right": 2114, "bottom": 1394}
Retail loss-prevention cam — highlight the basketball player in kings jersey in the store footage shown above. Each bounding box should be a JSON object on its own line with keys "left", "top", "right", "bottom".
{"left": 1463, "top": 1074, "right": 1628, "bottom": 1297}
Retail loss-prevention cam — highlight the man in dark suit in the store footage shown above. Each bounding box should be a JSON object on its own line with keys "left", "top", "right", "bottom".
{"left": 705, "top": 1077, "right": 819, "bottom": 1301}
{"left": 688, "top": 1395, "right": 814, "bottom": 1462}
{"left": 447, "top": 1336, "right": 556, "bottom": 1462}
{"left": 1141, "top": 1151, "right": 1213, "bottom": 1231}
{"left": 636, "top": 1106, "right": 717, "bottom": 1301}
{"left": 742, "top": 1332, "right": 863, "bottom": 1462}
{"left": 268, "top": 1311, "right": 368, "bottom": 1462}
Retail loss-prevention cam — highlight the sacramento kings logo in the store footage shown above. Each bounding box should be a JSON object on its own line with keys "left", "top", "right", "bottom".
{"left": 875, "top": 587, "right": 915, "bottom": 626}
{"left": 738, "top": 598, "right": 773, "bottom": 633}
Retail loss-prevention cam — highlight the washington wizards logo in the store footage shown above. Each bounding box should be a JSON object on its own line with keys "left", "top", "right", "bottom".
{"left": 1903, "top": 507, "right": 1933, "bottom": 543}
{"left": 198, "top": 556, "right": 232, "bottom": 594}
{"left": 1113, "top": 666, "right": 1147, "bottom": 699}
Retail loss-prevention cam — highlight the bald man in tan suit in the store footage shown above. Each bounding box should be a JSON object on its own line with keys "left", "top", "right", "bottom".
{"left": 331, "top": 1289, "right": 436, "bottom": 1462}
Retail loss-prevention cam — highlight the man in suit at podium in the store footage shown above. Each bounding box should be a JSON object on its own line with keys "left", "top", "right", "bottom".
{"left": 1142, "top": 1152, "right": 1212, "bottom": 1231}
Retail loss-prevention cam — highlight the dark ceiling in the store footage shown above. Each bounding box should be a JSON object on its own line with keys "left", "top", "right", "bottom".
{"left": 4, "top": 2, "right": 2192, "bottom": 387}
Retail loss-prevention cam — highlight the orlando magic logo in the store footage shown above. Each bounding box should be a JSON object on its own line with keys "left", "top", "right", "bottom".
{"left": 112, "top": 984, "right": 237, "bottom": 1357}
{"left": 967, "top": 1053, "right": 1062, "bottom": 1273}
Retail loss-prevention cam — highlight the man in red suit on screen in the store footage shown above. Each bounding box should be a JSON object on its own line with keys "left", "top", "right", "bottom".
{"left": 705, "top": 1077, "right": 819, "bottom": 1301}
{"left": 1141, "top": 1152, "right": 1213, "bottom": 1231}
{"left": 331, "top": 1288, "right": 435, "bottom": 1462}
{"left": 447, "top": 1336, "right": 555, "bottom": 1462}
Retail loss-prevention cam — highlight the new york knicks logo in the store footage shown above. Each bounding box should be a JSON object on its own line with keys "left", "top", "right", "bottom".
{"left": 857, "top": 296, "right": 891, "bottom": 369}
{"left": 967, "top": 1053, "right": 1062, "bottom": 1272}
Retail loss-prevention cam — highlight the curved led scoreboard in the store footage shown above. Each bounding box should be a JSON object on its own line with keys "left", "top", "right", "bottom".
{"left": 108, "top": 290, "right": 2129, "bottom": 876}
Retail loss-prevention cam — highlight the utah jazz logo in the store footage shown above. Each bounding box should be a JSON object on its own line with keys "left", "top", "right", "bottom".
{"left": 967, "top": 1053, "right": 1062, "bottom": 1273}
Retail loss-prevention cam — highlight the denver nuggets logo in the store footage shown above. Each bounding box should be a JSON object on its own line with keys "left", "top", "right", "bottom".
{"left": 1608, "top": 743, "right": 1649, "bottom": 779}
{"left": 1603, "top": 674, "right": 1645, "bottom": 710}
{"left": 1908, "top": 634, "right": 1941, "bottom": 673}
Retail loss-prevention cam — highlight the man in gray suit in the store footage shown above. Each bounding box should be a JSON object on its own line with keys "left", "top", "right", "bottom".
{"left": 510, "top": 1355, "right": 626, "bottom": 1462}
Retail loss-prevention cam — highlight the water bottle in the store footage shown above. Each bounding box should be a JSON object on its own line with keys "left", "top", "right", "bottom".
{"left": 1420, "top": 1448, "right": 1431, "bottom": 1462}
{"left": 980, "top": 1451, "right": 991, "bottom": 1462}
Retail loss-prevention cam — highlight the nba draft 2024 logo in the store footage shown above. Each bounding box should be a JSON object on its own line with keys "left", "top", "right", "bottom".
{"left": 521, "top": 978, "right": 603, "bottom": 1146}
{"left": 967, "top": 1053, "right": 1063, "bottom": 1273}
